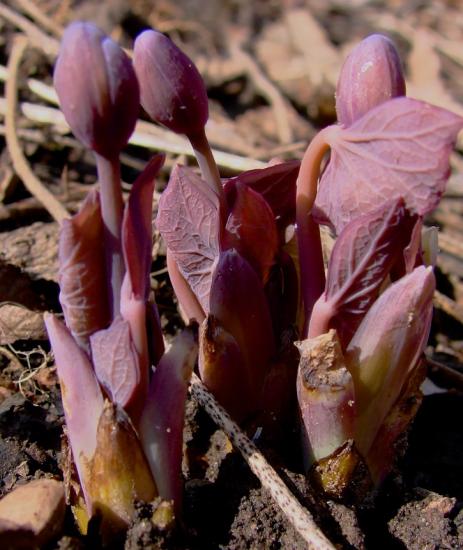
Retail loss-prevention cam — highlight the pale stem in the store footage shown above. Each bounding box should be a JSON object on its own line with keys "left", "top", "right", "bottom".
{"left": 95, "top": 153, "right": 125, "bottom": 318}
{"left": 296, "top": 128, "right": 331, "bottom": 337}
{"left": 188, "top": 127, "right": 227, "bottom": 226}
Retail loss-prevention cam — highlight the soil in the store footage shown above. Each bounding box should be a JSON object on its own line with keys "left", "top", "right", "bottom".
{"left": 1, "top": 0, "right": 463, "bottom": 548}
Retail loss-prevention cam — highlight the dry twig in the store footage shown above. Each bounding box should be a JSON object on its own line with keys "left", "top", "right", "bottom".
{"left": 190, "top": 372, "right": 335, "bottom": 550}
{"left": 12, "top": 0, "right": 63, "bottom": 37}
{"left": 0, "top": 3, "right": 59, "bottom": 57}
{"left": 5, "top": 34, "right": 69, "bottom": 222}
{"left": 434, "top": 290, "right": 463, "bottom": 325}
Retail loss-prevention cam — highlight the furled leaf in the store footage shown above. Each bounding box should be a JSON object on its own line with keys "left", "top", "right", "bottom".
{"left": 90, "top": 316, "right": 140, "bottom": 410}
{"left": 140, "top": 328, "right": 197, "bottom": 512}
{"left": 44, "top": 314, "right": 104, "bottom": 509}
{"left": 156, "top": 165, "right": 220, "bottom": 312}
{"left": 209, "top": 249, "right": 275, "bottom": 406}
{"left": 166, "top": 250, "right": 205, "bottom": 323}
{"left": 58, "top": 190, "right": 109, "bottom": 351}
{"left": 54, "top": 22, "right": 139, "bottom": 158}
{"left": 133, "top": 29, "right": 209, "bottom": 137}
{"left": 86, "top": 401, "right": 157, "bottom": 540}
{"left": 336, "top": 34, "right": 405, "bottom": 127}
{"left": 296, "top": 330, "right": 355, "bottom": 468}
{"left": 224, "top": 160, "right": 299, "bottom": 232}
{"left": 345, "top": 265, "right": 435, "bottom": 457}
{"left": 122, "top": 153, "right": 165, "bottom": 301}
{"left": 309, "top": 198, "right": 416, "bottom": 346}
{"left": 199, "top": 315, "right": 250, "bottom": 421}
{"left": 223, "top": 180, "right": 278, "bottom": 282}
{"left": 313, "top": 97, "right": 463, "bottom": 233}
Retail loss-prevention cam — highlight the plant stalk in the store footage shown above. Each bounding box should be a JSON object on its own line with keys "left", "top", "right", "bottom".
{"left": 95, "top": 153, "right": 125, "bottom": 318}
{"left": 188, "top": 127, "right": 227, "bottom": 227}
{"left": 296, "top": 128, "right": 331, "bottom": 337}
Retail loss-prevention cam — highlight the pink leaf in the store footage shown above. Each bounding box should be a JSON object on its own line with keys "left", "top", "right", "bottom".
{"left": 156, "top": 165, "right": 220, "bottom": 313}
{"left": 223, "top": 180, "right": 278, "bottom": 282}
{"left": 122, "top": 153, "right": 165, "bottom": 300}
{"left": 58, "top": 190, "right": 109, "bottom": 351}
{"left": 346, "top": 265, "right": 435, "bottom": 456}
{"left": 309, "top": 198, "right": 416, "bottom": 346}
{"left": 139, "top": 327, "right": 197, "bottom": 512}
{"left": 44, "top": 313, "right": 104, "bottom": 509}
{"left": 90, "top": 316, "right": 141, "bottom": 410}
{"left": 313, "top": 97, "right": 463, "bottom": 233}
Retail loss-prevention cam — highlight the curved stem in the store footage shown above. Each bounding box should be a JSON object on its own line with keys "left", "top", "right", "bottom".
{"left": 296, "top": 128, "right": 331, "bottom": 337}
{"left": 188, "top": 127, "right": 227, "bottom": 228}
{"left": 95, "top": 153, "right": 125, "bottom": 318}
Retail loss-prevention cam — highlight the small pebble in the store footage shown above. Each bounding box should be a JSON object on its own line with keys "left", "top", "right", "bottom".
{"left": 0, "top": 478, "right": 65, "bottom": 549}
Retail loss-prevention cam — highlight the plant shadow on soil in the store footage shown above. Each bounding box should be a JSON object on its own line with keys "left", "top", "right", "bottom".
{"left": 1, "top": 367, "right": 463, "bottom": 549}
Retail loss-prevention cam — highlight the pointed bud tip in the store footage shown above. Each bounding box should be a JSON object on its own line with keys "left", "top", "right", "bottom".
{"left": 336, "top": 33, "right": 405, "bottom": 126}
{"left": 133, "top": 29, "right": 208, "bottom": 136}
{"left": 54, "top": 21, "right": 139, "bottom": 158}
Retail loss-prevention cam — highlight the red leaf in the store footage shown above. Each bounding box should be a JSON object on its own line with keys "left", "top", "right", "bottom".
{"left": 313, "top": 97, "right": 463, "bottom": 233}
{"left": 224, "top": 160, "right": 299, "bottom": 232}
{"left": 309, "top": 199, "right": 416, "bottom": 346}
{"left": 122, "top": 154, "right": 165, "bottom": 300}
{"left": 209, "top": 249, "right": 275, "bottom": 400}
{"left": 90, "top": 316, "right": 141, "bottom": 409}
{"left": 223, "top": 180, "right": 278, "bottom": 282}
{"left": 156, "top": 165, "right": 220, "bottom": 312}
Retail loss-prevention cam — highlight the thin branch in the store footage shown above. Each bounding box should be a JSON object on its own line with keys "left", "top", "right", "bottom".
{"left": 0, "top": 4, "right": 59, "bottom": 58}
{"left": 189, "top": 372, "right": 335, "bottom": 550}
{"left": 5, "top": 34, "right": 69, "bottom": 223}
{"left": 12, "top": 0, "right": 63, "bottom": 38}
{"left": 434, "top": 290, "right": 463, "bottom": 324}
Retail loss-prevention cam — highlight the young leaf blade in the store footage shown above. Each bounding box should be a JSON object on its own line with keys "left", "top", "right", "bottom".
{"left": 223, "top": 180, "right": 278, "bottom": 283}
{"left": 345, "top": 265, "right": 435, "bottom": 456}
{"left": 122, "top": 153, "right": 165, "bottom": 301}
{"left": 309, "top": 198, "right": 416, "bottom": 346}
{"left": 313, "top": 97, "right": 463, "bottom": 233}
{"left": 156, "top": 165, "right": 220, "bottom": 312}
{"left": 58, "top": 190, "right": 109, "bottom": 351}
{"left": 90, "top": 316, "right": 141, "bottom": 410}
{"left": 224, "top": 160, "right": 299, "bottom": 232}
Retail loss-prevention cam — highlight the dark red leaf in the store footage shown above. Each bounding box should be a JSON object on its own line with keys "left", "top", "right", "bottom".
{"left": 313, "top": 97, "right": 463, "bottom": 233}
{"left": 223, "top": 180, "right": 278, "bottom": 282}
{"left": 224, "top": 160, "right": 299, "bottom": 232}
{"left": 156, "top": 165, "right": 220, "bottom": 312}
{"left": 209, "top": 249, "right": 275, "bottom": 401}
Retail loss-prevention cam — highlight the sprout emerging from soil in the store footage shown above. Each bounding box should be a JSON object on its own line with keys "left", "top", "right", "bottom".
{"left": 46, "top": 20, "right": 463, "bottom": 546}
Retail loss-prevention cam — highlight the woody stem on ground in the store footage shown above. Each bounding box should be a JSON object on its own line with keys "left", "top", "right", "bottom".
{"left": 190, "top": 372, "right": 336, "bottom": 550}
{"left": 296, "top": 128, "right": 331, "bottom": 337}
{"left": 188, "top": 127, "right": 227, "bottom": 227}
{"left": 95, "top": 153, "right": 125, "bottom": 318}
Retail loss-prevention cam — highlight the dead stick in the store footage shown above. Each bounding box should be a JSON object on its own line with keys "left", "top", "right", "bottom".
{"left": 5, "top": 34, "right": 69, "bottom": 223}
{"left": 189, "top": 372, "right": 335, "bottom": 550}
{"left": 434, "top": 290, "right": 463, "bottom": 324}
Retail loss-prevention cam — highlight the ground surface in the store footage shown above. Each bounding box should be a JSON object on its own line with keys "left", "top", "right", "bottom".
{"left": 1, "top": 0, "right": 463, "bottom": 548}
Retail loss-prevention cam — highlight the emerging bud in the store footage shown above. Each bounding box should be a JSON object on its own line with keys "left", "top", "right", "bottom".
{"left": 336, "top": 34, "right": 405, "bottom": 127}
{"left": 346, "top": 265, "right": 435, "bottom": 457}
{"left": 296, "top": 330, "right": 355, "bottom": 468}
{"left": 54, "top": 22, "right": 139, "bottom": 158}
{"left": 133, "top": 30, "right": 208, "bottom": 136}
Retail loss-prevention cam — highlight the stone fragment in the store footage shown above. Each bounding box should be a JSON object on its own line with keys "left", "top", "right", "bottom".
{"left": 0, "top": 478, "right": 65, "bottom": 549}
